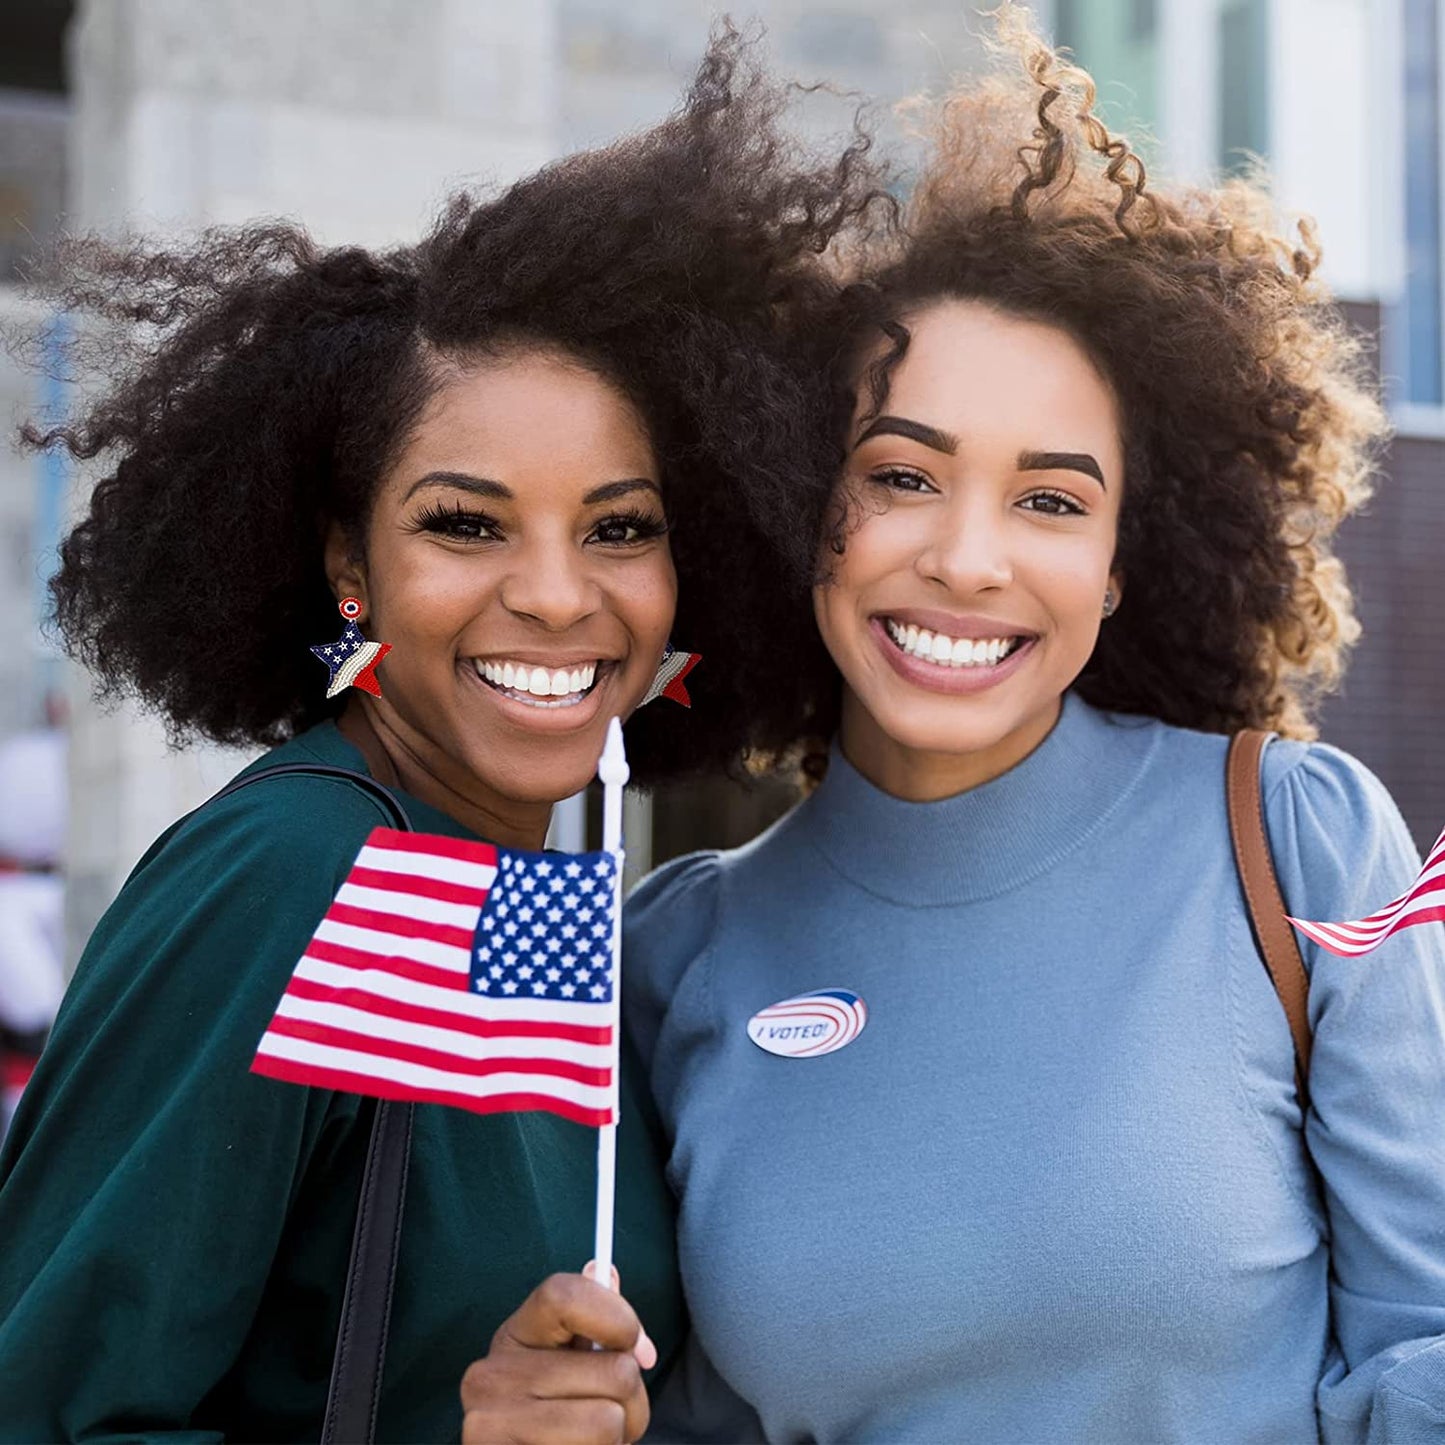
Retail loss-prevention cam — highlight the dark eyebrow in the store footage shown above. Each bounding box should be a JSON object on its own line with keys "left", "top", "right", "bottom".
{"left": 1017, "top": 450, "right": 1106, "bottom": 488}
{"left": 582, "top": 478, "right": 662, "bottom": 506}
{"left": 854, "top": 415, "right": 959, "bottom": 455}
{"left": 403, "top": 471, "right": 511, "bottom": 503}
{"left": 402, "top": 472, "right": 661, "bottom": 505}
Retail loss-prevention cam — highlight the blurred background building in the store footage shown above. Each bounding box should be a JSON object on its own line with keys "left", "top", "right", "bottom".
{"left": 0, "top": 0, "right": 1441, "bottom": 966}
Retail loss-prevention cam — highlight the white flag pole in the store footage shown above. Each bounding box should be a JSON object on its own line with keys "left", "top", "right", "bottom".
{"left": 593, "top": 717, "right": 629, "bottom": 1289}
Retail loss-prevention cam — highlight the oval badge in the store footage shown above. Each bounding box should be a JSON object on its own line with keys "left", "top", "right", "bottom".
{"left": 748, "top": 989, "right": 868, "bottom": 1059}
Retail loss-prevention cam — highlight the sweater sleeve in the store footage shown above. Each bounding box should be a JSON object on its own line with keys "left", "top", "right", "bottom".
{"left": 622, "top": 851, "right": 724, "bottom": 1077}
{"left": 1261, "top": 742, "right": 1445, "bottom": 1444}
{"left": 0, "top": 778, "right": 387, "bottom": 1443}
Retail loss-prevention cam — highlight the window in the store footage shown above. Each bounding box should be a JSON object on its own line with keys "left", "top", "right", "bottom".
{"left": 1056, "top": 0, "right": 1081, "bottom": 52}
{"left": 1049, "top": 0, "right": 1159, "bottom": 153}
{"left": 1129, "top": 0, "right": 1158, "bottom": 46}
{"left": 1218, "top": 0, "right": 1269, "bottom": 176}
{"left": 1400, "top": 0, "right": 1442, "bottom": 405}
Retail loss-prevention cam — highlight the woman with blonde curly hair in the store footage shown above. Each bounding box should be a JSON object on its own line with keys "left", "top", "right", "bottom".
{"left": 624, "top": 13, "right": 1445, "bottom": 1443}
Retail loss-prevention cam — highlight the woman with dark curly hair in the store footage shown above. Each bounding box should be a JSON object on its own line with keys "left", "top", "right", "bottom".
{"left": 0, "top": 36, "right": 887, "bottom": 1445}
{"left": 626, "top": 15, "right": 1445, "bottom": 1443}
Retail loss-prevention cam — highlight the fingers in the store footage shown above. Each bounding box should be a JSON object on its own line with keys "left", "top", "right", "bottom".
{"left": 582, "top": 1259, "right": 621, "bottom": 1292}
{"left": 495, "top": 1272, "right": 643, "bottom": 1357}
{"left": 461, "top": 1398, "right": 627, "bottom": 1445}
{"left": 582, "top": 1261, "right": 656, "bottom": 1369}
{"left": 460, "top": 1349, "right": 649, "bottom": 1444}
{"left": 462, "top": 1272, "right": 656, "bottom": 1444}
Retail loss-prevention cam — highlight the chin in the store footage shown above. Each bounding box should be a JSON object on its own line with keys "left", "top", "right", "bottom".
{"left": 471, "top": 735, "right": 604, "bottom": 810}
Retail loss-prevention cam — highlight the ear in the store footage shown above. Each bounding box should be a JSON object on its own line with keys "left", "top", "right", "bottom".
{"left": 1108, "top": 569, "right": 1124, "bottom": 607}
{"left": 323, "top": 523, "right": 367, "bottom": 611}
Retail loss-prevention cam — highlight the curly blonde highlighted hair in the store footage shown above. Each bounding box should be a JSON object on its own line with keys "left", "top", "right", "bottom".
{"left": 799, "top": 5, "right": 1386, "bottom": 743}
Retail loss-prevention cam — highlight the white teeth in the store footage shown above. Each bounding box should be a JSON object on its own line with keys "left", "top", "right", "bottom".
{"left": 474, "top": 657, "right": 604, "bottom": 704}
{"left": 884, "top": 619, "right": 1021, "bottom": 669}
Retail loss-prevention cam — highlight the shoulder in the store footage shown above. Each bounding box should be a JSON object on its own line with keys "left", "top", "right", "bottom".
{"left": 1256, "top": 737, "right": 1429, "bottom": 993}
{"left": 74, "top": 753, "right": 398, "bottom": 1029}
{"left": 627, "top": 849, "right": 725, "bottom": 939}
{"left": 625, "top": 850, "right": 726, "bottom": 987}
{"left": 1259, "top": 736, "right": 1418, "bottom": 893}
{"left": 16, "top": 752, "right": 391, "bottom": 1169}
{"left": 624, "top": 850, "right": 726, "bottom": 1068}
{"left": 132, "top": 740, "right": 396, "bottom": 892}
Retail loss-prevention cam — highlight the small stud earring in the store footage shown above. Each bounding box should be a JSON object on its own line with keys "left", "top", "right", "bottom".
{"left": 311, "top": 596, "right": 392, "bottom": 699}
{"left": 640, "top": 644, "right": 702, "bottom": 708}
{"left": 1102, "top": 589, "right": 1118, "bottom": 619}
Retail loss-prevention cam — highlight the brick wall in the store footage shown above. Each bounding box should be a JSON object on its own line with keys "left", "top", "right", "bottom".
{"left": 1316, "top": 303, "right": 1445, "bottom": 854}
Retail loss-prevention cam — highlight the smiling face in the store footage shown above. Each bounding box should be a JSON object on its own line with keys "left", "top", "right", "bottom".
{"left": 329, "top": 348, "right": 675, "bottom": 826}
{"left": 813, "top": 299, "right": 1125, "bottom": 799}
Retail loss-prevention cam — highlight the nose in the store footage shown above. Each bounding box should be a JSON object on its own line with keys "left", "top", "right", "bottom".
{"left": 498, "top": 538, "right": 601, "bottom": 630}
{"left": 915, "top": 494, "right": 1013, "bottom": 595}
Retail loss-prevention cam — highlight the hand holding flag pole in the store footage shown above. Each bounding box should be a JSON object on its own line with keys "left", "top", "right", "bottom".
{"left": 592, "top": 717, "right": 629, "bottom": 1292}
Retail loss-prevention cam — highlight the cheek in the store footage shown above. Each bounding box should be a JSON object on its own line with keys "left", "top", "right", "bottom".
{"left": 814, "top": 506, "right": 921, "bottom": 654}
{"left": 373, "top": 546, "right": 497, "bottom": 636}
{"left": 816, "top": 507, "right": 907, "bottom": 611}
{"left": 1027, "top": 533, "right": 1115, "bottom": 634}
{"left": 615, "top": 550, "right": 677, "bottom": 644}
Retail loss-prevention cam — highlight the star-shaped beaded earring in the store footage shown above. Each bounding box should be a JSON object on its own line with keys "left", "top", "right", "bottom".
{"left": 310, "top": 596, "right": 392, "bottom": 700}
{"left": 639, "top": 643, "right": 701, "bottom": 708}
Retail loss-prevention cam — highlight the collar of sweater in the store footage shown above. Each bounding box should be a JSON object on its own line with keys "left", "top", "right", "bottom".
{"left": 800, "top": 692, "right": 1162, "bottom": 906}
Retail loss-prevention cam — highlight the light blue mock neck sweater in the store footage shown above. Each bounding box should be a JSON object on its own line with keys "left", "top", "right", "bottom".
{"left": 624, "top": 694, "right": 1445, "bottom": 1444}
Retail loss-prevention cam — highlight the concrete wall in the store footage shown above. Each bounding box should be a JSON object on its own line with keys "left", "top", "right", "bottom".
{"left": 60, "top": 0, "right": 560, "bottom": 955}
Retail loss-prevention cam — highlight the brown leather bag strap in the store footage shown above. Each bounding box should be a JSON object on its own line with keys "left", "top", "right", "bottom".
{"left": 1226, "top": 730, "right": 1314, "bottom": 1110}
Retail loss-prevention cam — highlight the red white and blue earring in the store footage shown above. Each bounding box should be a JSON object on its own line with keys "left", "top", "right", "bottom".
{"left": 640, "top": 643, "right": 701, "bottom": 708}
{"left": 311, "top": 596, "right": 391, "bottom": 700}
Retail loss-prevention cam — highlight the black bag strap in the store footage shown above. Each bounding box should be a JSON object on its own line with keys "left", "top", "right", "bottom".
{"left": 212, "top": 761, "right": 416, "bottom": 1444}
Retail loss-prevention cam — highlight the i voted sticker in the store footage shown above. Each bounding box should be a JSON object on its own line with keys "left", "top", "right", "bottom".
{"left": 748, "top": 989, "right": 868, "bottom": 1058}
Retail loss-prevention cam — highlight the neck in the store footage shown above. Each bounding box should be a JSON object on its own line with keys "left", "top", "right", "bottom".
{"left": 836, "top": 689, "right": 1064, "bottom": 802}
{"left": 336, "top": 702, "right": 552, "bottom": 850}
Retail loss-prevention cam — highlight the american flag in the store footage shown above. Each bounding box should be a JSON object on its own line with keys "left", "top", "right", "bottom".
{"left": 1289, "top": 825, "right": 1445, "bottom": 958}
{"left": 252, "top": 828, "right": 620, "bottom": 1126}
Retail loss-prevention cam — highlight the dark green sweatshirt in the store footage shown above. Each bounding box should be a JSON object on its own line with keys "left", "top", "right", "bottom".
{"left": 0, "top": 724, "right": 684, "bottom": 1442}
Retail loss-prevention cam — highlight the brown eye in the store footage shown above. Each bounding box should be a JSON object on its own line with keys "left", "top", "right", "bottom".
{"left": 590, "top": 511, "right": 669, "bottom": 546}
{"left": 414, "top": 502, "right": 501, "bottom": 540}
{"left": 1020, "top": 490, "right": 1086, "bottom": 517}
{"left": 870, "top": 468, "right": 935, "bottom": 494}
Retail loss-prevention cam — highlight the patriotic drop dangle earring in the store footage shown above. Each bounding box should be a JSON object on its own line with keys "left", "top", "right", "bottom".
{"left": 639, "top": 642, "right": 702, "bottom": 708}
{"left": 310, "top": 596, "right": 392, "bottom": 699}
